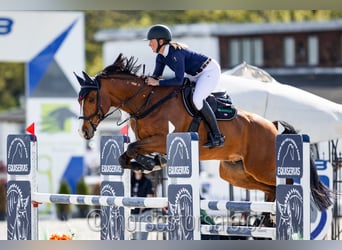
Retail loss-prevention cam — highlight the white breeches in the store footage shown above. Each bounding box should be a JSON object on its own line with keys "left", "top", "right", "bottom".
{"left": 185, "top": 59, "right": 221, "bottom": 110}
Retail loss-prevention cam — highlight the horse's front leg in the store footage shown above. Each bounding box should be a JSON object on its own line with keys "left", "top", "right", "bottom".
{"left": 117, "top": 148, "right": 145, "bottom": 172}
{"left": 120, "top": 135, "right": 166, "bottom": 172}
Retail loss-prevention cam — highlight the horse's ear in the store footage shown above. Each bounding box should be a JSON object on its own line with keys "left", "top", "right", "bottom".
{"left": 113, "top": 53, "right": 124, "bottom": 64}
{"left": 82, "top": 71, "right": 93, "bottom": 83}
{"left": 74, "top": 72, "right": 85, "bottom": 86}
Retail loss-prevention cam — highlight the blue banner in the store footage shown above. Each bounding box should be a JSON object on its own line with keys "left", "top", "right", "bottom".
{"left": 276, "top": 185, "right": 303, "bottom": 240}
{"left": 7, "top": 135, "right": 33, "bottom": 175}
{"left": 100, "top": 136, "right": 124, "bottom": 176}
{"left": 276, "top": 134, "right": 303, "bottom": 178}
{"left": 100, "top": 181, "right": 125, "bottom": 240}
{"left": 167, "top": 133, "right": 193, "bottom": 178}
{"left": 7, "top": 181, "right": 31, "bottom": 240}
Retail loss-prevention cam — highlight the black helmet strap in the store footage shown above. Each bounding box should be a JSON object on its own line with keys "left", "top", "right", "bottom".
{"left": 156, "top": 38, "right": 169, "bottom": 53}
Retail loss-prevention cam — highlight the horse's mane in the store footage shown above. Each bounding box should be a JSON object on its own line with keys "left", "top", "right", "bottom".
{"left": 99, "top": 53, "right": 142, "bottom": 77}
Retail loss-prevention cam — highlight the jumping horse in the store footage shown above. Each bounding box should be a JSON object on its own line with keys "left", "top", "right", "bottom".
{"left": 76, "top": 53, "right": 332, "bottom": 211}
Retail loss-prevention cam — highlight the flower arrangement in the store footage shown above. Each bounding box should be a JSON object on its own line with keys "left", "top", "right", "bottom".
{"left": 47, "top": 224, "right": 76, "bottom": 240}
{"left": 49, "top": 233, "right": 73, "bottom": 240}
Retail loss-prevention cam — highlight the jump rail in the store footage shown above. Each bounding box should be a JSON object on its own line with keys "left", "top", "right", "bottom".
{"left": 6, "top": 132, "right": 310, "bottom": 240}
{"left": 33, "top": 193, "right": 276, "bottom": 213}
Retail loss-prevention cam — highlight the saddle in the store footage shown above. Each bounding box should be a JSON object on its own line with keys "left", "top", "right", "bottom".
{"left": 181, "top": 78, "right": 237, "bottom": 132}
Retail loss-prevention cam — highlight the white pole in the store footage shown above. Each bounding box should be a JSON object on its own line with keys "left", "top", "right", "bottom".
{"left": 30, "top": 138, "right": 38, "bottom": 240}
{"left": 302, "top": 136, "right": 311, "bottom": 240}
{"left": 190, "top": 135, "right": 200, "bottom": 240}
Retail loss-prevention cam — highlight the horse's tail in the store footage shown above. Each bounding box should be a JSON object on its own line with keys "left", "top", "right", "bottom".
{"left": 275, "top": 120, "right": 334, "bottom": 211}
{"left": 309, "top": 157, "right": 334, "bottom": 210}
{"left": 273, "top": 120, "right": 298, "bottom": 134}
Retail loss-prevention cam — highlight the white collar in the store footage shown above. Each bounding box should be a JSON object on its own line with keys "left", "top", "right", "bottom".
{"left": 162, "top": 44, "right": 169, "bottom": 57}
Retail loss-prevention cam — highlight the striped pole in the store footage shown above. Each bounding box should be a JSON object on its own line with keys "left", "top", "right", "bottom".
{"left": 200, "top": 200, "right": 276, "bottom": 213}
{"left": 32, "top": 192, "right": 168, "bottom": 208}
{"left": 33, "top": 192, "right": 277, "bottom": 213}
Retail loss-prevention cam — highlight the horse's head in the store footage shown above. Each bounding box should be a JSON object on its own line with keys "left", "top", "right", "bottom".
{"left": 75, "top": 71, "right": 110, "bottom": 139}
{"left": 75, "top": 53, "right": 144, "bottom": 140}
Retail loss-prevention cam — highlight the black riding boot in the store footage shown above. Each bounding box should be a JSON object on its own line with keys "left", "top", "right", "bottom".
{"left": 199, "top": 100, "right": 225, "bottom": 148}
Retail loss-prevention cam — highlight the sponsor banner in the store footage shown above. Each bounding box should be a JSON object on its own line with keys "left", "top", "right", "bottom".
{"left": 167, "top": 133, "right": 192, "bottom": 178}
{"left": 27, "top": 98, "right": 83, "bottom": 195}
{"left": 168, "top": 184, "right": 194, "bottom": 240}
{"left": 7, "top": 180, "right": 31, "bottom": 240}
{"left": 1, "top": 11, "right": 85, "bottom": 214}
{"left": 100, "top": 181, "right": 125, "bottom": 240}
{"left": 100, "top": 136, "right": 124, "bottom": 176}
{"left": 0, "top": 11, "right": 83, "bottom": 64}
{"left": 276, "top": 134, "right": 303, "bottom": 178}
{"left": 7, "top": 135, "right": 33, "bottom": 175}
{"left": 276, "top": 184, "right": 304, "bottom": 240}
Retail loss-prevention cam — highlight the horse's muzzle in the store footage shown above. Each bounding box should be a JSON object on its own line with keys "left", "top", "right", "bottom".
{"left": 78, "top": 125, "right": 95, "bottom": 140}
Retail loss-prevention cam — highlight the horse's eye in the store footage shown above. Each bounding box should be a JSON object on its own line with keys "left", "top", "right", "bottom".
{"left": 88, "top": 97, "right": 95, "bottom": 103}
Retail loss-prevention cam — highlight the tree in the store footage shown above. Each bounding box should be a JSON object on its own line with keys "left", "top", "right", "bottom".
{"left": 0, "top": 63, "right": 24, "bottom": 111}
{"left": 55, "top": 180, "right": 72, "bottom": 221}
{"left": 2, "top": 10, "right": 342, "bottom": 111}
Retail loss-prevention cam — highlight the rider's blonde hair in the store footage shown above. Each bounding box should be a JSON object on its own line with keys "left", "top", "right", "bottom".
{"left": 169, "top": 41, "right": 188, "bottom": 50}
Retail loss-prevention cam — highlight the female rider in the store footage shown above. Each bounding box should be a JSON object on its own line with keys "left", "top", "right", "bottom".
{"left": 145, "top": 24, "right": 225, "bottom": 148}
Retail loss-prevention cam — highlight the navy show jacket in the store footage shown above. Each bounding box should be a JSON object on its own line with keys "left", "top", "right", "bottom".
{"left": 152, "top": 45, "right": 209, "bottom": 86}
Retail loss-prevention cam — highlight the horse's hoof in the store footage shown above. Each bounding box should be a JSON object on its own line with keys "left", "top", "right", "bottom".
{"left": 119, "top": 154, "right": 131, "bottom": 169}
{"left": 131, "top": 161, "right": 144, "bottom": 171}
{"left": 135, "top": 155, "right": 155, "bottom": 171}
{"left": 154, "top": 154, "right": 167, "bottom": 168}
{"left": 144, "top": 165, "right": 162, "bottom": 174}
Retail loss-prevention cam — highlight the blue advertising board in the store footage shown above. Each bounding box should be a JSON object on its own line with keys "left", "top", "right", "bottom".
{"left": 276, "top": 134, "right": 303, "bottom": 178}
{"left": 7, "top": 135, "right": 34, "bottom": 175}
{"left": 100, "top": 136, "right": 124, "bottom": 176}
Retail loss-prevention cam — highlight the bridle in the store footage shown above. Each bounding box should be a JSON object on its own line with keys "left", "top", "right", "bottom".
{"left": 78, "top": 77, "right": 107, "bottom": 132}
{"left": 79, "top": 75, "right": 149, "bottom": 132}
{"left": 79, "top": 74, "right": 181, "bottom": 132}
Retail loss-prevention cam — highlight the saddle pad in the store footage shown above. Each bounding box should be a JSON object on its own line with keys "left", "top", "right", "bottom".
{"left": 207, "top": 96, "right": 237, "bottom": 121}
{"left": 214, "top": 104, "right": 237, "bottom": 120}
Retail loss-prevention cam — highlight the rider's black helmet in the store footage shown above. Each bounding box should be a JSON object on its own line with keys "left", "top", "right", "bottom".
{"left": 145, "top": 24, "right": 172, "bottom": 41}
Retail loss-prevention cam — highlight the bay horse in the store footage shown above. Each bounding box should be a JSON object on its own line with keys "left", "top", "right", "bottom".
{"left": 76, "top": 53, "right": 332, "bottom": 211}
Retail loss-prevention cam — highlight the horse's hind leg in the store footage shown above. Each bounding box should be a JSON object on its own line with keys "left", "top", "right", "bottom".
{"left": 219, "top": 161, "right": 276, "bottom": 230}
{"left": 219, "top": 161, "right": 276, "bottom": 202}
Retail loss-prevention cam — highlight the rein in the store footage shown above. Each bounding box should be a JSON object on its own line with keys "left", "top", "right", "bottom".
{"left": 79, "top": 74, "right": 180, "bottom": 129}
{"left": 115, "top": 78, "right": 182, "bottom": 124}
{"left": 131, "top": 88, "right": 180, "bottom": 120}
{"left": 112, "top": 75, "right": 182, "bottom": 121}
